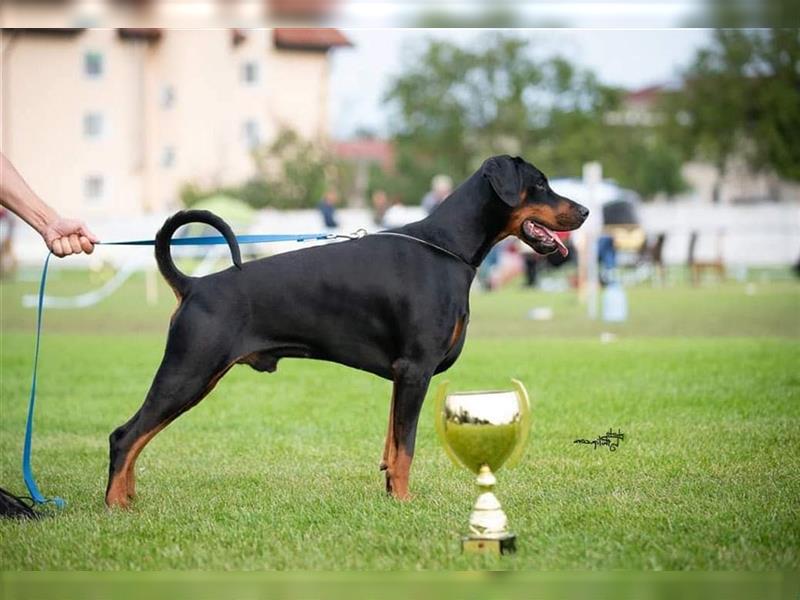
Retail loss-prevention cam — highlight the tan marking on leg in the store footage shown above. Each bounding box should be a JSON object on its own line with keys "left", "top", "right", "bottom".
{"left": 106, "top": 474, "right": 130, "bottom": 509}
{"left": 126, "top": 470, "right": 136, "bottom": 499}
{"left": 388, "top": 446, "right": 413, "bottom": 501}
{"left": 123, "top": 424, "right": 166, "bottom": 500}
{"left": 380, "top": 386, "right": 396, "bottom": 473}
{"left": 108, "top": 362, "right": 235, "bottom": 508}
{"left": 107, "top": 425, "right": 165, "bottom": 509}
{"left": 384, "top": 442, "right": 398, "bottom": 496}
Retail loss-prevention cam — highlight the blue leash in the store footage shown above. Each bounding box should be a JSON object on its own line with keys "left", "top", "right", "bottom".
{"left": 23, "top": 253, "right": 61, "bottom": 507}
{"left": 22, "top": 231, "right": 337, "bottom": 508}
{"left": 101, "top": 233, "right": 334, "bottom": 246}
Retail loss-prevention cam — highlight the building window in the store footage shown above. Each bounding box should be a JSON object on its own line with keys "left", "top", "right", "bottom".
{"left": 83, "top": 112, "right": 104, "bottom": 139}
{"left": 161, "top": 146, "right": 176, "bottom": 168}
{"left": 161, "top": 85, "right": 175, "bottom": 109}
{"left": 243, "top": 120, "right": 261, "bottom": 149}
{"left": 84, "top": 175, "right": 105, "bottom": 202}
{"left": 242, "top": 61, "right": 259, "bottom": 85}
{"left": 85, "top": 51, "right": 103, "bottom": 78}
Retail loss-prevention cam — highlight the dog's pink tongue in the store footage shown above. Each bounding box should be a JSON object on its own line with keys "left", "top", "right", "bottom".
{"left": 540, "top": 223, "right": 569, "bottom": 257}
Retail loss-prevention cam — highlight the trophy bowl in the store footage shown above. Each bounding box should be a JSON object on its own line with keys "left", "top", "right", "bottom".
{"left": 434, "top": 379, "right": 531, "bottom": 555}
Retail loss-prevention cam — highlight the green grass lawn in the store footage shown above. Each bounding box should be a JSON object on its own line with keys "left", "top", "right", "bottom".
{"left": 1, "top": 267, "right": 798, "bottom": 570}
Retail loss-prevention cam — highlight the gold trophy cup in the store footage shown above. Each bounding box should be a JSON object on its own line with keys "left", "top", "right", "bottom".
{"left": 434, "top": 379, "right": 531, "bottom": 555}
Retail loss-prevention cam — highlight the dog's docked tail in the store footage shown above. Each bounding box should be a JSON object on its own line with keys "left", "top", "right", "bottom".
{"left": 155, "top": 209, "right": 242, "bottom": 298}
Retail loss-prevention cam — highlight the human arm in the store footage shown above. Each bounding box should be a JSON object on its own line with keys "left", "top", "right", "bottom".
{"left": 0, "top": 152, "right": 98, "bottom": 256}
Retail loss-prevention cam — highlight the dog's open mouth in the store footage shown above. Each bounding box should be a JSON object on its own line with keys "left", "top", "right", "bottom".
{"left": 521, "top": 219, "right": 569, "bottom": 257}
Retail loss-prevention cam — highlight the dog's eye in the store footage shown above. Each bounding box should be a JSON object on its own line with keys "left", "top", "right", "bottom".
{"left": 535, "top": 182, "right": 546, "bottom": 191}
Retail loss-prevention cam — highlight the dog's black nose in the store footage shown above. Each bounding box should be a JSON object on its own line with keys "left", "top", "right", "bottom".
{"left": 578, "top": 205, "right": 590, "bottom": 220}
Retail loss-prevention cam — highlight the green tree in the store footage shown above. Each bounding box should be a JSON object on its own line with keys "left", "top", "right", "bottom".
{"left": 664, "top": 29, "right": 800, "bottom": 185}
{"left": 182, "top": 129, "right": 352, "bottom": 210}
{"left": 249, "top": 129, "right": 336, "bottom": 209}
{"left": 381, "top": 34, "right": 686, "bottom": 202}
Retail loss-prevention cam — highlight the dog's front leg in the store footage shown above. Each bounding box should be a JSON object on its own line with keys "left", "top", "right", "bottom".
{"left": 383, "top": 360, "right": 432, "bottom": 500}
{"left": 379, "top": 387, "right": 395, "bottom": 477}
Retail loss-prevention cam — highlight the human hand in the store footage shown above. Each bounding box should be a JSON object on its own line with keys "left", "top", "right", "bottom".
{"left": 42, "top": 217, "right": 99, "bottom": 257}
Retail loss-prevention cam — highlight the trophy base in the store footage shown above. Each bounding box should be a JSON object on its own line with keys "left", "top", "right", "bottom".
{"left": 462, "top": 533, "right": 516, "bottom": 555}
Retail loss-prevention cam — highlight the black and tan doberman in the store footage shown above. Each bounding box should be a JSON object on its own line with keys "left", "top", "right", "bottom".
{"left": 105, "top": 155, "right": 589, "bottom": 508}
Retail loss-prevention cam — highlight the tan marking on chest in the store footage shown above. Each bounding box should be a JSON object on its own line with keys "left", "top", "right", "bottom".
{"left": 447, "top": 316, "right": 466, "bottom": 353}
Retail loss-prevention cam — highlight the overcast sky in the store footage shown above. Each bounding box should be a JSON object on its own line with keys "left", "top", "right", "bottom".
{"left": 329, "top": 29, "right": 714, "bottom": 139}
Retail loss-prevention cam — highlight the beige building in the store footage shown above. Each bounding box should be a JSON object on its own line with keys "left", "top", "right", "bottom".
{"left": 607, "top": 84, "right": 800, "bottom": 204}
{"left": 1, "top": 28, "right": 350, "bottom": 217}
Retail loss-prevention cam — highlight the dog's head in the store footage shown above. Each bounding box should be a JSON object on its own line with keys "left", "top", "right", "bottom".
{"left": 483, "top": 155, "right": 589, "bottom": 256}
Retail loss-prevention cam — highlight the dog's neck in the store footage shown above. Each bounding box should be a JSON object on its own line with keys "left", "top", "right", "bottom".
{"left": 399, "top": 171, "right": 511, "bottom": 268}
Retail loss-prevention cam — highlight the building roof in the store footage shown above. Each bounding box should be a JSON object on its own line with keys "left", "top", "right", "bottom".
{"left": 625, "top": 85, "right": 664, "bottom": 105}
{"left": 273, "top": 28, "right": 352, "bottom": 51}
{"left": 117, "top": 28, "right": 164, "bottom": 42}
{"left": 269, "top": 0, "right": 339, "bottom": 19}
{"left": 333, "top": 139, "right": 394, "bottom": 171}
{"left": 5, "top": 28, "right": 85, "bottom": 36}
{"left": 624, "top": 80, "right": 683, "bottom": 105}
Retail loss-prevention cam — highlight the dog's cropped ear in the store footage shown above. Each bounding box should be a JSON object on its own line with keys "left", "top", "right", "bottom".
{"left": 483, "top": 155, "right": 522, "bottom": 207}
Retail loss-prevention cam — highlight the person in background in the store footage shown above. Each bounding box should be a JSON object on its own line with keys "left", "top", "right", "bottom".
{"left": 421, "top": 174, "right": 453, "bottom": 215}
{"left": 381, "top": 196, "right": 413, "bottom": 229}
{"left": 318, "top": 189, "right": 339, "bottom": 229}
{"left": 0, "top": 152, "right": 98, "bottom": 257}
{"left": 371, "top": 189, "right": 389, "bottom": 227}
{"left": 597, "top": 234, "right": 617, "bottom": 286}
{"left": 488, "top": 240, "right": 524, "bottom": 290}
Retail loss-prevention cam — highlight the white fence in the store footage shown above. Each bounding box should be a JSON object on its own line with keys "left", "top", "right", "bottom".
{"left": 7, "top": 202, "right": 800, "bottom": 270}
{"left": 638, "top": 202, "right": 800, "bottom": 267}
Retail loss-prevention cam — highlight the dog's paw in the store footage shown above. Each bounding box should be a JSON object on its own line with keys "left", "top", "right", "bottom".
{"left": 391, "top": 490, "right": 414, "bottom": 502}
{"left": 105, "top": 486, "right": 133, "bottom": 510}
{"left": 105, "top": 496, "right": 132, "bottom": 510}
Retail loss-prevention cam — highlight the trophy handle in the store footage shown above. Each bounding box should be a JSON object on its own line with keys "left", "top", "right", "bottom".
{"left": 433, "top": 380, "right": 464, "bottom": 469}
{"left": 505, "top": 378, "right": 532, "bottom": 468}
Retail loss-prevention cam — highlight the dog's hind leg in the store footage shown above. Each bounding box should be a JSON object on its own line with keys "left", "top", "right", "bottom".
{"left": 105, "top": 318, "right": 236, "bottom": 508}
{"left": 379, "top": 386, "right": 395, "bottom": 477}
{"left": 383, "top": 359, "right": 432, "bottom": 500}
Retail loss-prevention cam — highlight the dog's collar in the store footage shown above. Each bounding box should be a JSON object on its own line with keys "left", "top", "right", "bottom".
{"left": 370, "top": 231, "right": 476, "bottom": 270}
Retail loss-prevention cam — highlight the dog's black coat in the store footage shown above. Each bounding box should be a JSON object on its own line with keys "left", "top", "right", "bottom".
{"left": 105, "top": 155, "right": 588, "bottom": 505}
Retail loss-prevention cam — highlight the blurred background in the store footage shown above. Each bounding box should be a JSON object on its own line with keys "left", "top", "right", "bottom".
{"left": 1, "top": 8, "right": 798, "bottom": 324}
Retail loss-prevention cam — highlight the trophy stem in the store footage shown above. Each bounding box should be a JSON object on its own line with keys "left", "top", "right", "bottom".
{"left": 463, "top": 464, "right": 516, "bottom": 554}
